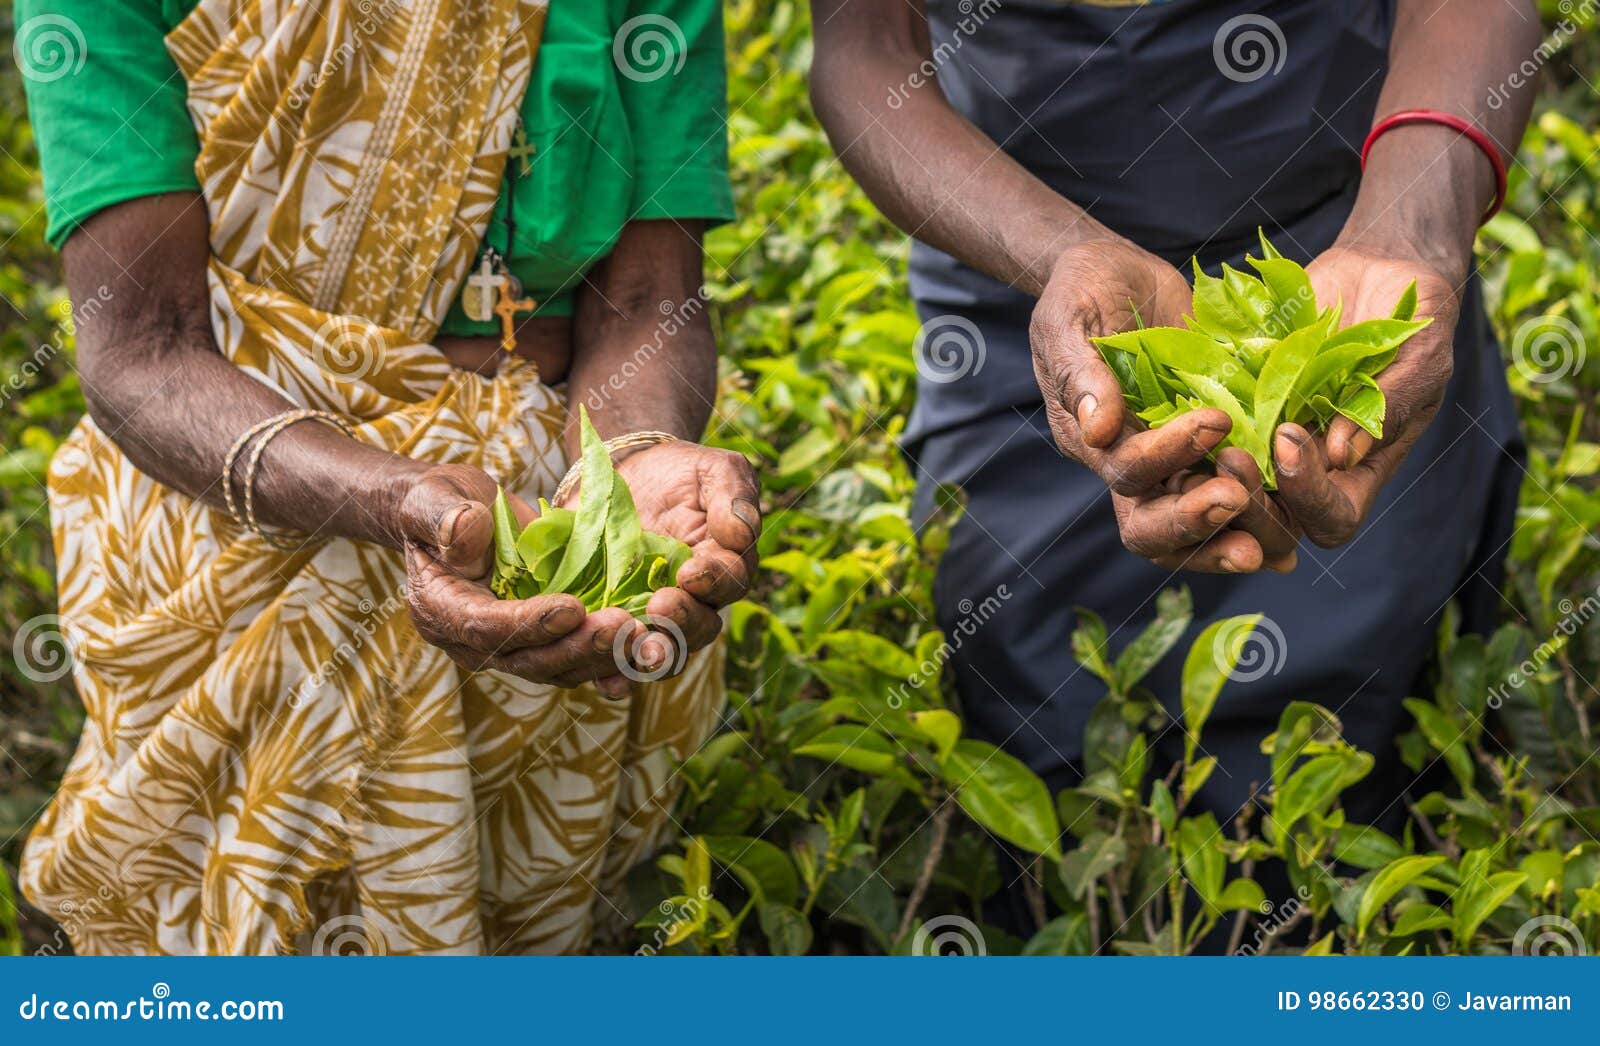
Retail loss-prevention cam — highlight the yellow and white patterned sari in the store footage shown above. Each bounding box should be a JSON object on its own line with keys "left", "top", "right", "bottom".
{"left": 22, "top": 0, "right": 723, "bottom": 955}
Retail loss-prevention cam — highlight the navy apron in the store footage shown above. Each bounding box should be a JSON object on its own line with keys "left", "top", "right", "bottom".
{"left": 902, "top": 0, "right": 1525, "bottom": 838}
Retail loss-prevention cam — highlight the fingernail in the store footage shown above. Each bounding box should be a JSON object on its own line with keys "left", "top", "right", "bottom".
{"left": 1275, "top": 433, "right": 1302, "bottom": 475}
{"left": 1190, "top": 422, "right": 1229, "bottom": 455}
{"left": 1076, "top": 393, "right": 1098, "bottom": 427}
{"left": 732, "top": 497, "right": 760, "bottom": 538}
{"left": 597, "top": 676, "right": 631, "bottom": 701}
{"left": 1219, "top": 557, "right": 1240, "bottom": 573}
{"left": 438, "top": 504, "right": 470, "bottom": 547}
{"left": 1205, "top": 503, "right": 1239, "bottom": 527}
{"left": 543, "top": 605, "right": 582, "bottom": 632}
{"left": 1346, "top": 432, "right": 1375, "bottom": 469}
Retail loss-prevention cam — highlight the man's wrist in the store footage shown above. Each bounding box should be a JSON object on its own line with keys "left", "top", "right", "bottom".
{"left": 1021, "top": 216, "right": 1122, "bottom": 298}
{"left": 1339, "top": 123, "right": 1494, "bottom": 285}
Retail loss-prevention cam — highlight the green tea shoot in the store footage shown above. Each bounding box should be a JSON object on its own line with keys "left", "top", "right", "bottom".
{"left": 1091, "top": 232, "right": 1431, "bottom": 489}
{"left": 490, "top": 407, "right": 692, "bottom": 615}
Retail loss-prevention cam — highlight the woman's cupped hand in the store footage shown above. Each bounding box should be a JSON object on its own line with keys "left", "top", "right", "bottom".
{"left": 384, "top": 454, "right": 759, "bottom": 698}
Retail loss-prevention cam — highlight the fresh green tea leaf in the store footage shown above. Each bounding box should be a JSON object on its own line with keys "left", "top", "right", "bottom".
{"left": 1174, "top": 369, "right": 1267, "bottom": 477}
{"left": 489, "top": 406, "right": 693, "bottom": 615}
{"left": 1090, "top": 232, "right": 1432, "bottom": 489}
{"left": 1182, "top": 615, "right": 1261, "bottom": 764}
{"left": 518, "top": 501, "right": 576, "bottom": 587}
{"left": 1285, "top": 318, "right": 1427, "bottom": 423}
{"left": 1131, "top": 327, "right": 1253, "bottom": 401}
{"left": 1247, "top": 256, "right": 1317, "bottom": 333}
{"left": 941, "top": 739, "right": 1063, "bottom": 859}
{"left": 1253, "top": 315, "right": 1333, "bottom": 449}
{"left": 548, "top": 406, "right": 617, "bottom": 594}
{"left": 602, "top": 460, "right": 646, "bottom": 600}
{"left": 491, "top": 487, "right": 528, "bottom": 599}
{"left": 1134, "top": 346, "right": 1164, "bottom": 407}
{"left": 1190, "top": 261, "right": 1256, "bottom": 341}
{"left": 1332, "top": 373, "right": 1386, "bottom": 439}
{"left": 1392, "top": 280, "right": 1418, "bottom": 321}
{"left": 1138, "top": 401, "right": 1186, "bottom": 428}
{"left": 1222, "top": 263, "right": 1278, "bottom": 335}
{"left": 1357, "top": 855, "right": 1446, "bottom": 939}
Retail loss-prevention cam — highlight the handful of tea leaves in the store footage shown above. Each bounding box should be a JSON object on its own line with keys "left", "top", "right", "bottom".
{"left": 1091, "top": 233, "right": 1431, "bottom": 489}
{"left": 490, "top": 408, "right": 692, "bottom": 616}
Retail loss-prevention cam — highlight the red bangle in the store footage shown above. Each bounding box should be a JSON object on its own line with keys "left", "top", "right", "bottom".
{"left": 1360, "top": 109, "right": 1508, "bottom": 224}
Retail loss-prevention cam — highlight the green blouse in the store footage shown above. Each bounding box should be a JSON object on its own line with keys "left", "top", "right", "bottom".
{"left": 18, "top": 0, "right": 734, "bottom": 333}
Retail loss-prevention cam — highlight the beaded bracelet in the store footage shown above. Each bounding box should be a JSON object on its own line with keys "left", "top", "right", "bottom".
{"left": 550, "top": 430, "right": 678, "bottom": 507}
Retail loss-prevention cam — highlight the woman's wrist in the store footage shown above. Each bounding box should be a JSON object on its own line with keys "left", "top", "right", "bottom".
{"left": 364, "top": 450, "right": 437, "bottom": 549}
{"left": 1339, "top": 123, "right": 1494, "bottom": 285}
{"left": 242, "top": 416, "right": 432, "bottom": 550}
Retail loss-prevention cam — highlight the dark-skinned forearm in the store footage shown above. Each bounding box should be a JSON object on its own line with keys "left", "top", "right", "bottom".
{"left": 808, "top": 0, "right": 1113, "bottom": 297}
{"left": 1341, "top": 0, "right": 1541, "bottom": 284}
{"left": 565, "top": 219, "right": 717, "bottom": 456}
{"left": 66, "top": 193, "right": 427, "bottom": 549}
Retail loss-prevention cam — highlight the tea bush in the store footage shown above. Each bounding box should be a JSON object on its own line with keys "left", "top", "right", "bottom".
{"left": 3, "top": 2, "right": 1599, "bottom": 956}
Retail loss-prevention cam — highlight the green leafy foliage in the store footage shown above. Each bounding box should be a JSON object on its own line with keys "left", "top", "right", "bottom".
{"left": 1092, "top": 233, "right": 1431, "bottom": 488}
{"left": 489, "top": 407, "right": 692, "bottom": 614}
{"left": 4, "top": 1, "right": 1600, "bottom": 959}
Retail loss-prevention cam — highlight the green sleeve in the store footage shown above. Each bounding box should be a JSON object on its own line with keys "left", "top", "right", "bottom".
{"left": 16, "top": 0, "right": 200, "bottom": 248}
{"left": 616, "top": 0, "right": 735, "bottom": 224}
